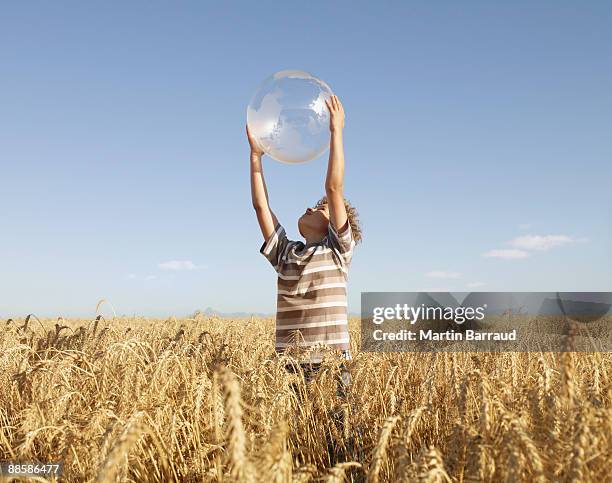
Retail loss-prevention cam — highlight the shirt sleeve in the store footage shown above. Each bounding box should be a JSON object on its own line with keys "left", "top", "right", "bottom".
{"left": 327, "top": 219, "right": 355, "bottom": 265}
{"left": 259, "top": 223, "right": 291, "bottom": 272}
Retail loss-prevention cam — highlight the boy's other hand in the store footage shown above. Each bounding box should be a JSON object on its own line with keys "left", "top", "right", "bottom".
{"left": 325, "top": 95, "right": 345, "bottom": 132}
{"left": 246, "top": 124, "right": 265, "bottom": 156}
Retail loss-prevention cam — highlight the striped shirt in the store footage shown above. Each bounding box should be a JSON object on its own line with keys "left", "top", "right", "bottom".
{"left": 260, "top": 219, "right": 355, "bottom": 363}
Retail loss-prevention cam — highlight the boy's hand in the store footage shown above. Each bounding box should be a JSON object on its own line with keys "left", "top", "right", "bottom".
{"left": 246, "top": 124, "right": 265, "bottom": 156}
{"left": 325, "top": 95, "right": 345, "bottom": 133}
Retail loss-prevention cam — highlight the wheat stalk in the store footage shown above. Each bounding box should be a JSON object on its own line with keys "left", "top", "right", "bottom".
{"left": 95, "top": 411, "right": 148, "bottom": 483}
{"left": 325, "top": 462, "right": 362, "bottom": 483}
{"left": 367, "top": 415, "right": 401, "bottom": 483}
{"left": 218, "top": 366, "right": 256, "bottom": 482}
{"left": 417, "top": 446, "right": 451, "bottom": 483}
{"left": 567, "top": 406, "right": 590, "bottom": 482}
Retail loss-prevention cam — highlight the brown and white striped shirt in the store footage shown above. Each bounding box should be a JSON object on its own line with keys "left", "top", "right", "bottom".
{"left": 260, "top": 220, "right": 355, "bottom": 363}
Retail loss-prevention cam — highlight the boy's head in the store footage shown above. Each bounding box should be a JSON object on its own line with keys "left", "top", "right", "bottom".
{"left": 298, "top": 195, "right": 362, "bottom": 244}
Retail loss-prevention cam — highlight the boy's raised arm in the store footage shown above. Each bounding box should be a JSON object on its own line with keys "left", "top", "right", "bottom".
{"left": 247, "top": 125, "right": 278, "bottom": 241}
{"left": 324, "top": 95, "right": 348, "bottom": 232}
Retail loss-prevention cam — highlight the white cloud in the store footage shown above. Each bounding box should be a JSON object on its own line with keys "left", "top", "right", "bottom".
{"left": 127, "top": 273, "right": 137, "bottom": 279}
{"left": 483, "top": 249, "right": 530, "bottom": 259}
{"left": 509, "top": 234, "right": 575, "bottom": 251}
{"left": 158, "top": 260, "right": 207, "bottom": 271}
{"left": 467, "top": 281, "right": 486, "bottom": 288}
{"left": 483, "top": 233, "right": 585, "bottom": 261}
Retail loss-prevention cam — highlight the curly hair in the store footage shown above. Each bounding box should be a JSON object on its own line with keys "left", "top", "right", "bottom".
{"left": 314, "top": 195, "right": 362, "bottom": 244}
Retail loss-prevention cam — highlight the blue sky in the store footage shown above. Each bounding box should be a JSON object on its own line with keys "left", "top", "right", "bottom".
{"left": 1, "top": 2, "right": 610, "bottom": 318}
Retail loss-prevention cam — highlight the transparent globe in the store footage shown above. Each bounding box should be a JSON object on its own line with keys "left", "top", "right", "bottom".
{"left": 246, "top": 70, "right": 334, "bottom": 164}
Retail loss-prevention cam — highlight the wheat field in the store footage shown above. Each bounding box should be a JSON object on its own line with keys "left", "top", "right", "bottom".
{"left": 0, "top": 313, "right": 610, "bottom": 482}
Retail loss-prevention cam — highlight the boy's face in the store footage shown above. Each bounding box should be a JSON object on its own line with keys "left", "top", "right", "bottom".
{"left": 298, "top": 203, "right": 329, "bottom": 238}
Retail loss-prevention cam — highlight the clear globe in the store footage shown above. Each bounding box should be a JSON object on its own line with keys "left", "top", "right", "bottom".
{"left": 247, "top": 70, "right": 334, "bottom": 164}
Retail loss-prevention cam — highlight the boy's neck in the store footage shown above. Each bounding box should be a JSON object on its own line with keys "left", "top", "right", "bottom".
{"left": 304, "top": 233, "right": 326, "bottom": 246}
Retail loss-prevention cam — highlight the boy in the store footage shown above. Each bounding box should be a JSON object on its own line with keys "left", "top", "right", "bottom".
{"left": 247, "top": 95, "right": 361, "bottom": 395}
